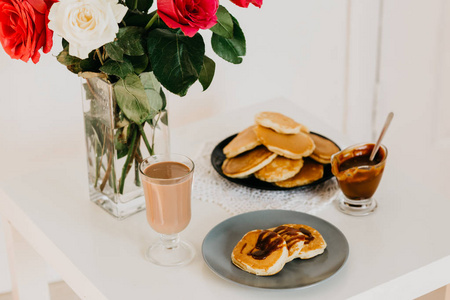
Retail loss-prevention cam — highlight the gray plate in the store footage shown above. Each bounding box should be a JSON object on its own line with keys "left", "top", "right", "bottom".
{"left": 202, "top": 210, "right": 349, "bottom": 289}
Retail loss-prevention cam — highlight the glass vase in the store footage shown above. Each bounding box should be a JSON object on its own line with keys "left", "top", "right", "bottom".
{"left": 81, "top": 76, "right": 170, "bottom": 219}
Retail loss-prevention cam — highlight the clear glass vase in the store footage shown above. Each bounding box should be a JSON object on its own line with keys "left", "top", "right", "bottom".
{"left": 81, "top": 76, "right": 170, "bottom": 219}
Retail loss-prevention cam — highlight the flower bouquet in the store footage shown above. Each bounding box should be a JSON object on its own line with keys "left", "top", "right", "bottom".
{"left": 0, "top": 0, "right": 262, "bottom": 218}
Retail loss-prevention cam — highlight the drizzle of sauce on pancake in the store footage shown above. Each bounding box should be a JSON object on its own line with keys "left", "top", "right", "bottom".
{"left": 298, "top": 228, "right": 315, "bottom": 244}
{"left": 247, "top": 230, "right": 284, "bottom": 260}
{"left": 273, "top": 226, "right": 306, "bottom": 249}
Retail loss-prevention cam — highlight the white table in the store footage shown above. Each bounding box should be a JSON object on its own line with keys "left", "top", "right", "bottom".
{"left": 1, "top": 99, "right": 450, "bottom": 300}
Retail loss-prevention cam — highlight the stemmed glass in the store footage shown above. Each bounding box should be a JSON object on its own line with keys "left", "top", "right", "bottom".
{"left": 139, "top": 154, "right": 195, "bottom": 266}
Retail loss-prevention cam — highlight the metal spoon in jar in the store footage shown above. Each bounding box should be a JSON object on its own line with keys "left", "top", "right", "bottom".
{"left": 369, "top": 112, "right": 394, "bottom": 161}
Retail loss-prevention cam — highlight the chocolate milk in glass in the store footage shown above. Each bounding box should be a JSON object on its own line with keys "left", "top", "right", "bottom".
{"left": 141, "top": 161, "right": 193, "bottom": 235}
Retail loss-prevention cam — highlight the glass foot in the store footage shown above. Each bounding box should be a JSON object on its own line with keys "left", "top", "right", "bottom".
{"left": 145, "top": 235, "right": 195, "bottom": 267}
{"left": 336, "top": 192, "right": 377, "bottom": 216}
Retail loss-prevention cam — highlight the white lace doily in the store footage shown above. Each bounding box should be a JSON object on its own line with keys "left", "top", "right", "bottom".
{"left": 192, "top": 141, "right": 338, "bottom": 216}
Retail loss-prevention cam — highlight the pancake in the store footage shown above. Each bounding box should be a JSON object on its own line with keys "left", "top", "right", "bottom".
{"left": 255, "top": 111, "right": 309, "bottom": 134}
{"left": 269, "top": 225, "right": 306, "bottom": 263}
{"left": 223, "top": 125, "right": 261, "bottom": 158}
{"left": 222, "top": 146, "right": 277, "bottom": 178}
{"left": 254, "top": 156, "right": 304, "bottom": 183}
{"left": 274, "top": 159, "right": 324, "bottom": 188}
{"left": 253, "top": 125, "right": 315, "bottom": 160}
{"left": 281, "top": 224, "right": 327, "bottom": 259}
{"left": 309, "top": 133, "right": 340, "bottom": 164}
{"left": 231, "top": 229, "right": 288, "bottom": 276}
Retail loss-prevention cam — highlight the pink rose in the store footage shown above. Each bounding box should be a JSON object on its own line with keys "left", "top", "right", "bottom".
{"left": 157, "top": 0, "right": 218, "bottom": 37}
{"left": 230, "top": 0, "right": 262, "bottom": 8}
{"left": 0, "top": 0, "right": 57, "bottom": 63}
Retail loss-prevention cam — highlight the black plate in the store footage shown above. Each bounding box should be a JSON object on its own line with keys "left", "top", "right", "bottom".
{"left": 210, "top": 132, "right": 340, "bottom": 190}
{"left": 202, "top": 210, "right": 349, "bottom": 289}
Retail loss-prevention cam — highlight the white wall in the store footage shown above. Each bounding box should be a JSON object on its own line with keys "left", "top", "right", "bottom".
{"left": 0, "top": 0, "right": 353, "bottom": 293}
{"left": 376, "top": 0, "right": 450, "bottom": 199}
{"left": 168, "top": 0, "right": 349, "bottom": 131}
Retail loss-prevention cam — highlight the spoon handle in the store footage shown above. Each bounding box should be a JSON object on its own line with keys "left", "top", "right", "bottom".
{"left": 370, "top": 112, "right": 394, "bottom": 161}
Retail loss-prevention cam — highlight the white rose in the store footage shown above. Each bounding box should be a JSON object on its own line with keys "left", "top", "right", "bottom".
{"left": 48, "top": 0, "right": 128, "bottom": 59}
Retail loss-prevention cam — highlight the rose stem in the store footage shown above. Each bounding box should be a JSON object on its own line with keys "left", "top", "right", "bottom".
{"left": 100, "top": 146, "right": 113, "bottom": 192}
{"left": 144, "top": 13, "right": 159, "bottom": 31}
{"left": 119, "top": 128, "right": 140, "bottom": 194}
{"left": 138, "top": 123, "right": 154, "bottom": 156}
{"left": 95, "top": 127, "right": 107, "bottom": 188}
{"left": 134, "top": 156, "right": 141, "bottom": 187}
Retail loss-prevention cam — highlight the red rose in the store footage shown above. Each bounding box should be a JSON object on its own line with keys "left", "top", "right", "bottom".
{"left": 0, "top": 0, "right": 57, "bottom": 63}
{"left": 157, "top": 0, "right": 218, "bottom": 37}
{"left": 230, "top": 0, "right": 262, "bottom": 8}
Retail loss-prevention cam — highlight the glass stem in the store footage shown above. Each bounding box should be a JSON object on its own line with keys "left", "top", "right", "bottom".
{"left": 159, "top": 233, "right": 180, "bottom": 250}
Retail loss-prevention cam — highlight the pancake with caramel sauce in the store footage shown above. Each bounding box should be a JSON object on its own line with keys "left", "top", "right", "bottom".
{"left": 309, "top": 133, "right": 340, "bottom": 164}
{"left": 274, "top": 159, "right": 324, "bottom": 188}
{"left": 268, "top": 225, "right": 306, "bottom": 262}
{"left": 222, "top": 146, "right": 277, "bottom": 178}
{"left": 223, "top": 125, "right": 261, "bottom": 158}
{"left": 253, "top": 125, "right": 315, "bottom": 160}
{"left": 281, "top": 224, "right": 327, "bottom": 259}
{"left": 231, "top": 229, "right": 288, "bottom": 276}
{"left": 255, "top": 111, "right": 309, "bottom": 134}
{"left": 254, "top": 156, "right": 304, "bottom": 183}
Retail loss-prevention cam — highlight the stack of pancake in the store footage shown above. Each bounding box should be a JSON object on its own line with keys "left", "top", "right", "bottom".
{"left": 221, "top": 112, "right": 340, "bottom": 188}
{"left": 231, "top": 224, "right": 327, "bottom": 276}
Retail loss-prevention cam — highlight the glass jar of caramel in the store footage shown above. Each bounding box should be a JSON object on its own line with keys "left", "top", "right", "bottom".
{"left": 331, "top": 143, "right": 387, "bottom": 216}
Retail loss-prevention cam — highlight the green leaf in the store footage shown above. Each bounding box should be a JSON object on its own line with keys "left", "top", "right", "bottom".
{"left": 198, "top": 55, "right": 215, "bottom": 91}
{"left": 137, "top": 0, "right": 153, "bottom": 12}
{"left": 114, "top": 73, "right": 152, "bottom": 124}
{"left": 56, "top": 48, "right": 81, "bottom": 66}
{"left": 140, "top": 71, "right": 160, "bottom": 93}
{"left": 211, "top": 16, "right": 246, "bottom": 64}
{"left": 147, "top": 28, "right": 205, "bottom": 96}
{"left": 105, "top": 42, "right": 124, "bottom": 62}
{"left": 80, "top": 59, "right": 101, "bottom": 72}
{"left": 160, "top": 89, "right": 167, "bottom": 111}
{"left": 124, "top": 13, "right": 152, "bottom": 27}
{"left": 61, "top": 39, "right": 69, "bottom": 50}
{"left": 117, "top": 27, "right": 145, "bottom": 56}
{"left": 67, "top": 64, "right": 82, "bottom": 73}
{"left": 125, "top": 0, "right": 153, "bottom": 12}
{"left": 57, "top": 52, "right": 82, "bottom": 74}
{"left": 210, "top": 6, "right": 233, "bottom": 39}
{"left": 139, "top": 72, "right": 163, "bottom": 119}
{"left": 160, "top": 108, "right": 168, "bottom": 126}
{"left": 114, "top": 126, "right": 130, "bottom": 159}
{"left": 99, "top": 59, "right": 134, "bottom": 78}
{"left": 124, "top": 11, "right": 167, "bottom": 29}
{"left": 125, "top": 54, "right": 149, "bottom": 74}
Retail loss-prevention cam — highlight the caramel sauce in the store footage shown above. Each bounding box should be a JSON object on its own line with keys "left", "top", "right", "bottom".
{"left": 248, "top": 230, "right": 284, "bottom": 260}
{"left": 332, "top": 143, "right": 387, "bottom": 200}
{"left": 298, "top": 228, "right": 315, "bottom": 244}
{"left": 273, "top": 226, "right": 306, "bottom": 249}
{"left": 240, "top": 243, "right": 247, "bottom": 254}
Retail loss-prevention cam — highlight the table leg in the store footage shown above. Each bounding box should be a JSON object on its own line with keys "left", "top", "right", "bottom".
{"left": 445, "top": 284, "right": 450, "bottom": 300}
{"left": 2, "top": 218, "right": 50, "bottom": 300}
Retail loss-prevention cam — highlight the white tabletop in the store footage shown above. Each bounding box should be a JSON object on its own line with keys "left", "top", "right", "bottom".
{"left": 1, "top": 98, "right": 450, "bottom": 300}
